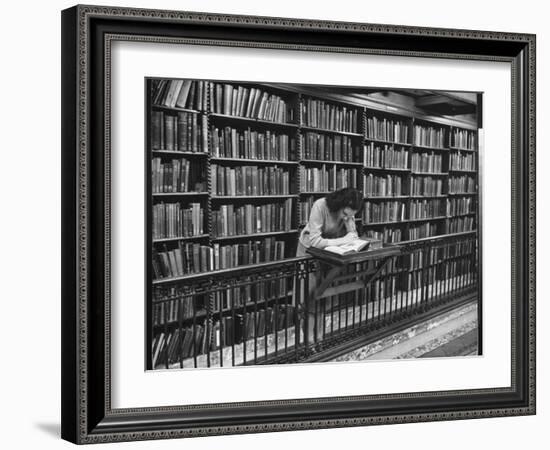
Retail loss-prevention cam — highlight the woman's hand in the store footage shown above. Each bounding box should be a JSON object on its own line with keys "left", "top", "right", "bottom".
{"left": 342, "top": 232, "right": 358, "bottom": 243}
{"left": 321, "top": 232, "right": 358, "bottom": 248}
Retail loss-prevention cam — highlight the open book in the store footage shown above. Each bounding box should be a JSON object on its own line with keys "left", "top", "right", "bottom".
{"left": 324, "top": 239, "right": 370, "bottom": 255}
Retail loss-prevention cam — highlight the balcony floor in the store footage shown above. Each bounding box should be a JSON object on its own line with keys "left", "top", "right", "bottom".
{"left": 330, "top": 299, "right": 478, "bottom": 362}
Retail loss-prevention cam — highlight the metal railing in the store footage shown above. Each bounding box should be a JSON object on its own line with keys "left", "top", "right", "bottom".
{"left": 150, "top": 233, "right": 478, "bottom": 369}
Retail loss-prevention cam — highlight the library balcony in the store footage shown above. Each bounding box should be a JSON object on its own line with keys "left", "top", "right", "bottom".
{"left": 151, "top": 232, "right": 478, "bottom": 369}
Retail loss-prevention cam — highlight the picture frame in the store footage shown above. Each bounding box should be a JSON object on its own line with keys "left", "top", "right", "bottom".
{"left": 61, "top": 4, "right": 536, "bottom": 444}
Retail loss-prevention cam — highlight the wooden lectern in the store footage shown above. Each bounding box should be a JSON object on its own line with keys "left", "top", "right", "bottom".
{"left": 306, "top": 245, "right": 403, "bottom": 304}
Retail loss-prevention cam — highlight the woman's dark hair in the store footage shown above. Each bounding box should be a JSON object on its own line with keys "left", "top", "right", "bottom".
{"left": 325, "top": 187, "right": 363, "bottom": 213}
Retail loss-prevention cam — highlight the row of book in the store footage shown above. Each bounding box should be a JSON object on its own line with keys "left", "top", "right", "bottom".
{"left": 302, "top": 132, "right": 359, "bottom": 162}
{"left": 152, "top": 324, "right": 205, "bottom": 367}
{"left": 212, "top": 83, "right": 291, "bottom": 123}
{"left": 365, "top": 228, "right": 403, "bottom": 243}
{"left": 152, "top": 303, "right": 296, "bottom": 367}
{"left": 447, "top": 217, "right": 475, "bottom": 233}
{"left": 451, "top": 129, "right": 477, "bottom": 150}
{"left": 372, "top": 276, "right": 402, "bottom": 304}
{"left": 405, "top": 260, "right": 474, "bottom": 291}
{"left": 151, "top": 111, "right": 208, "bottom": 152}
{"left": 151, "top": 158, "right": 206, "bottom": 194}
{"left": 361, "top": 198, "right": 472, "bottom": 224}
{"left": 151, "top": 286, "right": 298, "bottom": 327}
{"left": 152, "top": 243, "right": 212, "bottom": 278}
{"left": 450, "top": 152, "right": 476, "bottom": 171}
{"left": 210, "top": 164, "right": 291, "bottom": 196}
{"left": 406, "top": 247, "right": 439, "bottom": 269}
{"left": 304, "top": 198, "right": 473, "bottom": 222}
{"left": 301, "top": 98, "right": 359, "bottom": 133}
{"left": 448, "top": 176, "right": 476, "bottom": 194}
{"left": 407, "top": 242, "right": 474, "bottom": 268}
{"left": 363, "top": 201, "right": 406, "bottom": 224}
{"left": 152, "top": 238, "right": 287, "bottom": 279}
{"left": 366, "top": 117, "right": 409, "bottom": 144}
{"left": 408, "top": 222, "right": 439, "bottom": 240}
{"left": 410, "top": 177, "right": 444, "bottom": 197}
{"left": 212, "top": 278, "right": 291, "bottom": 312}
{"left": 437, "top": 259, "right": 475, "bottom": 282}
{"left": 153, "top": 295, "right": 196, "bottom": 326}
{"left": 152, "top": 202, "right": 204, "bottom": 240}
{"left": 404, "top": 270, "right": 433, "bottom": 291}
{"left": 211, "top": 303, "right": 296, "bottom": 349}
{"left": 301, "top": 166, "right": 359, "bottom": 193}
{"left": 409, "top": 199, "right": 446, "bottom": 220}
{"left": 213, "top": 239, "right": 286, "bottom": 271}
{"left": 151, "top": 80, "right": 477, "bottom": 152}
{"left": 410, "top": 152, "right": 443, "bottom": 173}
{"left": 413, "top": 125, "right": 446, "bottom": 148}
{"left": 404, "top": 238, "right": 476, "bottom": 270}
{"left": 211, "top": 200, "right": 294, "bottom": 237}
{"left": 152, "top": 79, "right": 209, "bottom": 111}
{"left": 446, "top": 197, "right": 475, "bottom": 216}
{"left": 363, "top": 174, "right": 404, "bottom": 197}
{"left": 299, "top": 198, "right": 315, "bottom": 225}
{"left": 151, "top": 199, "right": 474, "bottom": 244}
{"left": 363, "top": 143, "right": 409, "bottom": 169}
{"left": 441, "top": 240, "right": 476, "bottom": 258}
{"left": 152, "top": 281, "right": 293, "bottom": 327}
{"left": 210, "top": 126, "right": 295, "bottom": 161}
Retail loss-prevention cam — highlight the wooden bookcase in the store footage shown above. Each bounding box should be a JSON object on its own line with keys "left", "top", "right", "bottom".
{"left": 147, "top": 79, "right": 479, "bottom": 368}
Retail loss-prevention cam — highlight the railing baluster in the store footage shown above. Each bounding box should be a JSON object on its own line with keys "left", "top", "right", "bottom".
{"left": 283, "top": 272, "right": 298, "bottom": 353}
{"left": 405, "top": 267, "right": 411, "bottom": 314}
{"left": 178, "top": 297, "right": 184, "bottom": 368}
{"left": 348, "top": 268, "right": 351, "bottom": 331}
{"left": 192, "top": 293, "right": 197, "bottom": 369}
{"left": 274, "top": 279, "right": 279, "bottom": 357}
{"left": 435, "top": 246, "right": 444, "bottom": 302}
{"left": 314, "top": 279, "right": 318, "bottom": 344}
{"left": 391, "top": 261, "right": 396, "bottom": 316}
{"left": 397, "top": 256, "right": 405, "bottom": 315}
{"left": 445, "top": 249, "right": 450, "bottom": 298}
{"left": 231, "top": 285, "right": 236, "bottom": 367}
{"left": 382, "top": 264, "right": 387, "bottom": 322}
{"left": 330, "top": 292, "right": 334, "bottom": 336}
{"left": 322, "top": 291, "right": 327, "bottom": 340}
{"left": 452, "top": 256, "right": 458, "bottom": 294}
{"left": 294, "top": 263, "right": 301, "bottom": 361}
{"left": 352, "top": 264, "right": 357, "bottom": 328}
{"left": 163, "top": 297, "right": 169, "bottom": 369}
{"left": 206, "top": 292, "right": 211, "bottom": 368}
{"left": 420, "top": 247, "right": 429, "bottom": 310}
{"left": 359, "top": 263, "right": 364, "bottom": 326}
{"left": 430, "top": 264, "right": 437, "bottom": 303}
{"left": 264, "top": 281, "right": 269, "bottom": 361}
{"left": 468, "top": 243, "right": 472, "bottom": 286}
{"left": 253, "top": 281, "right": 258, "bottom": 364}
{"left": 218, "top": 287, "right": 223, "bottom": 368}
{"left": 458, "top": 255, "right": 463, "bottom": 291}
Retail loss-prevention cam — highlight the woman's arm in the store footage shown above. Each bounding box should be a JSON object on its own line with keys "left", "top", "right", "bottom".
{"left": 307, "top": 202, "right": 355, "bottom": 249}
{"left": 344, "top": 216, "right": 358, "bottom": 238}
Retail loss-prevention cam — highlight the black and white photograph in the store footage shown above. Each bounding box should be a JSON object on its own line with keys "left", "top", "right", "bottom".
{"left": 54, "top": 2, "right": 537, "bottom": 446}
{"left": 147, "top": 79, "right": 481, "bottom": 370}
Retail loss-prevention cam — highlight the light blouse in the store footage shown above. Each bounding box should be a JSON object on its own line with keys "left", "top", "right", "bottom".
{"left": 298, "top": 197, "right": 357, "bottom": 250}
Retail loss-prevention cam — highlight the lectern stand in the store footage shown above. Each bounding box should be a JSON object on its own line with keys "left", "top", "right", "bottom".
{"left": 306, "top": 245, "right": 403, "bottom": 306}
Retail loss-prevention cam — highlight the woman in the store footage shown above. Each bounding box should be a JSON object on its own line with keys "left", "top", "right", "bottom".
{"left": 297, "top": 187, "right": 363, "bottom": 257}
{"left": 295, "top": 187, "right": 363, "bottom": 343}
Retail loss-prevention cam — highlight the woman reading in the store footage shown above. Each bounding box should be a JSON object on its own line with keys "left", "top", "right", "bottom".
{"left": 295, "top": 187, "right": 363, "bottom": 343}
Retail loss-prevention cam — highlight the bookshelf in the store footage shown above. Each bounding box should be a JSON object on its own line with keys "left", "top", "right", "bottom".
{"left": 148, "top": 78, "right": 479, "bottom": 368}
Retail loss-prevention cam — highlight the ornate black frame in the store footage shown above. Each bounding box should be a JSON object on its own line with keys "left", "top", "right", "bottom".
{"left": 61, "top": 4, "right": 536, "bottom": 444}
